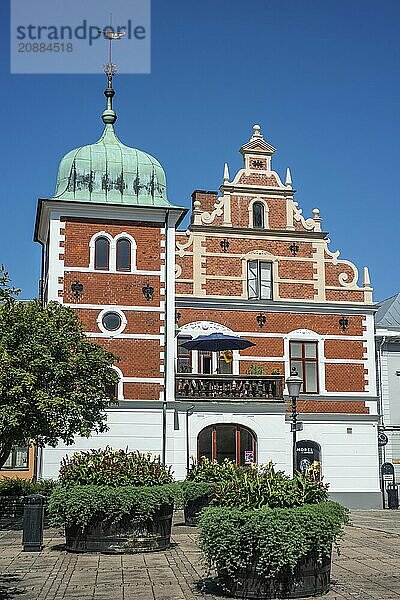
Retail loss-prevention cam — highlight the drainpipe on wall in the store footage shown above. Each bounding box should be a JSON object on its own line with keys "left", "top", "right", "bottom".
{"left": 186, "top": 406, "right": 194, "bottom": 474}
{"left": 377, "top": 336, "right": 386, "bottom": 430}
{"left": 162, "top": 210, "right": 170, "bottom": 465}
{"left": 39, "top": 241, "right": 45, "bottom": 306}
{"left": 32, "top": 243, "right": 46, "bottom": 480}
{"left": 377, "top": 335, "right": 387, "bottom": 507}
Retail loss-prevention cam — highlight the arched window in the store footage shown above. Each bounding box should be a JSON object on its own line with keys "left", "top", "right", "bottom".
{"left": 116, "top": 238, "right": 131, "bottom": 272}
{"left": 94, "top": 237, "right": 110, "bottom": 270}
{"left": 296, "top": 440, "right": 321, "bottom": 480}
{"left": 198, "top": 424, "right": 256, "bottom": 465}
{"left": 252, "top": 202, "right": 265, "bottom": 228}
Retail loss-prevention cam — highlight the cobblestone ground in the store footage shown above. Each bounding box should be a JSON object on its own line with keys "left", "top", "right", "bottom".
{"left": 1, "top": 511, "right": 400, "bottom": 600}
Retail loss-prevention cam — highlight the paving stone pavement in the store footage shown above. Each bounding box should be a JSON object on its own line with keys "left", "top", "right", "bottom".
{"left": 1, "top": 510, "right": 400, "bottom": 600}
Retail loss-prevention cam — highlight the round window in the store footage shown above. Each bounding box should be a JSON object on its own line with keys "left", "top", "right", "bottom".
{"left": 102, "top": 312, "right": 122, "bottom": 332}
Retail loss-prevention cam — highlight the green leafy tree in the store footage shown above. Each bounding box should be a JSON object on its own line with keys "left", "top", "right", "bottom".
{"left": 0, "top": 272, "right": 119, "bottom": 469}
{"left": 0, "top": 266, "right": 20, "bottom": 306}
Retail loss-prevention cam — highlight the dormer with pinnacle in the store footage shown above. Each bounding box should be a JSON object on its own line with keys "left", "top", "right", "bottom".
{"left": 221, "top": 124, "right": 290, "bottom": 192}
{"left": 240, "top": 124, "right": 277, "bottom": 174}
{"left": 190, "top": 124, "right": 324, "bottom": 236}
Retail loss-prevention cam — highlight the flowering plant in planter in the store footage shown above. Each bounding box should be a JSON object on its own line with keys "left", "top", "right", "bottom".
{"left": 49, "top": 448, "right": 178, "bottom": 554}
{"left": 183, "top": 458, "right": 328, "bottom": 515}
{"left": 59, "top": 447, "right": 173, "bottom": 487}
{"left": 188, "top": 458, "right": 347, "bottom": 597}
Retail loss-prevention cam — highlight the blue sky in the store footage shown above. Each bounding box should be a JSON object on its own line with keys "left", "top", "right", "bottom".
{"left": 1, "top": 0, "right": 399, "bottom": 301}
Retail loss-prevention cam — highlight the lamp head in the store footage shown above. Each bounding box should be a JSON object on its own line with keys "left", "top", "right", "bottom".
{"left": 286, "top": 367, "right": 303, "bottom": 398}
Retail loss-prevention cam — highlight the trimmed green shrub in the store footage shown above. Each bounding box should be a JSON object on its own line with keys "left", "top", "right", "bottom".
{"left": 180, "top": 481, "right": 214, "bottom": 504}
{"left": 59, "top": 447, "right": 173, "bottom": 487}
{"left": 198, "top": 502, "right": 349, "bottom": 580}
{"left": 0, "top": 477, "right": 56, "bottom": 497}
{"left": 49, "top": 483, "right": 179, "bottom": 530}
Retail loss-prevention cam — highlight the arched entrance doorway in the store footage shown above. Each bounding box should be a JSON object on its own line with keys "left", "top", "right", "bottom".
{"left": 296, "top": 440, "right": 321, "bottom": 480}
{"left": 198, "top": 424, "right": 257, "bottom": 465}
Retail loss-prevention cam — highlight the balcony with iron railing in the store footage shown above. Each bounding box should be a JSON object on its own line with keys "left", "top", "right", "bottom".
{"left": 175, "top": 374, "right": 284, "bottom": 402}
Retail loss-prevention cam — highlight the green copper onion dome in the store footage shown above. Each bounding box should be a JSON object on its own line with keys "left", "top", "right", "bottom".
{"left": 54, "top": 84, "right": 170, "bottom": 206}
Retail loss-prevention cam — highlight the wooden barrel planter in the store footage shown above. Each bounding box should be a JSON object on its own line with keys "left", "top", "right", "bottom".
{"left": 65, "top": 502, "right": 173, "bottom": 554}
{"left": 218, "top": 551, "right": 331, "bottom": 599}
{"left": 184, "top": 494, "right": 210, "bottom": 526}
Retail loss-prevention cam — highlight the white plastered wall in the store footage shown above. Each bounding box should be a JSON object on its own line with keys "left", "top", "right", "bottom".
{"left": 41, "top": 409, "right": 165, "bottom": 480}
{"left": 291, "top": 419, "right": 380, "bottom": 494}
{"left": 168, "top": 409, "right": 288, "bottom": 480}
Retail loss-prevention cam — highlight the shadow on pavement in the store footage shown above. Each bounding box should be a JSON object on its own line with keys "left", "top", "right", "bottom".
{"left": 0, "top": 575, "right": 26, "bottom": 600}
{"left": 197, "top": 577, "right": 224, "bottom": 597}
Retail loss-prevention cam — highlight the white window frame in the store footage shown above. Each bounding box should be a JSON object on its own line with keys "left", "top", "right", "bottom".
{"left": 247, "top": 260, "right": 273, "bottom": 300}
{"left": 248, "top": 198, "right": 269, "bottom": 228}
{"left": 89, "top": 232, "right": 137, "bottom": 273}
{"left": 284, "top": 329, "right": 326, "bottom": 396}
{"left": 97, "top": 308, "right": 127, "bottom": 336}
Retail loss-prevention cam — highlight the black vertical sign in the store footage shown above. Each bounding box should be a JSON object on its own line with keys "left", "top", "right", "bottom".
{"left": 381, "top": 462, "right": 396, "bottom": 509}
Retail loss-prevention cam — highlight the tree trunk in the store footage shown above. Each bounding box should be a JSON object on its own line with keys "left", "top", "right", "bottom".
{"left": 0, "top": 443, "right": 13, "bottom": 470}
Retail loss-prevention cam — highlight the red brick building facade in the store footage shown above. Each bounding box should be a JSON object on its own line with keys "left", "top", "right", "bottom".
{"left": 35, "top": 89, "right": 380, "bottom": 506}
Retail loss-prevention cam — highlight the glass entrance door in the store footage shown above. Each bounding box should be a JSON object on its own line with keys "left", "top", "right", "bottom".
{"left": 197, "top": 424, "right": 256, "bottom": 465}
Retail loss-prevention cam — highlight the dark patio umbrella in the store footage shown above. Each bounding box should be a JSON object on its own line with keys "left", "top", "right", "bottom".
{"left": 180, "top": 332, "right": 255, "bottom": 352}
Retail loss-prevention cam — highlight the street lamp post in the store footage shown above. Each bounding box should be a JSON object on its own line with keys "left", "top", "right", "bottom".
{"left": 286, "top": 367, "right": 303, "bottom": 478}
{"left": 186, "top": 405, "right": 194, "bottom": 475}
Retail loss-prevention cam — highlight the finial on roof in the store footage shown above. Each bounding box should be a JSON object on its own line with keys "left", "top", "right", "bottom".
{"left": 312, "top": 208, "right": 321, "bottom": 231}
{"left": 100, "top": 13, "right": 126, "bottom": 126}
{"left": 223, "top": 162, "right": 230, "bottom": 184}
{"left": 363, "top": 267, "right": 371, "bottom": 287}
{"left": 102, "top": 80, "right": 117, "bottom": 125}
{"left": 252, "top": 124, "right": 262, "bottom": 138}
{"left": 285, "top": 167, "right": 292, "bottom": 189}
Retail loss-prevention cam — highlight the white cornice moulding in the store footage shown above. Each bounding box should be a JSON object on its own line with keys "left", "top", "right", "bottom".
{"left": 35, "top": 199, "right": 186, "bottom": 244}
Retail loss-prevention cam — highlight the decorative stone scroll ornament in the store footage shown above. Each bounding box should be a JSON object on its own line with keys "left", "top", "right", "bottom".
{"left": 291, "top": 200, "right": 322, "bottom": 232}
{"left": 324, "top": 239, "right": 360, "bottom": 289}
{"left": 179, "top": 321, "right": 234, "bottom": 338}
{"left": 176, "top": 231, "right": 193, "bottom": 257}
{"left": 200, "top": 197, "right": 225, "bottom": 225}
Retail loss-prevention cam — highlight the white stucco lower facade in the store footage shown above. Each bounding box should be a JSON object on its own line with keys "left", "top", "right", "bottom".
{"left": 40, "top": 403, "right": 381, "bottom": 508}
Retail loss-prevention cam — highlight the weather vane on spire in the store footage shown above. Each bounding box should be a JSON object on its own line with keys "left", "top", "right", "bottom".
{"left": 99, "top": 13, "right": 126, "bottom": 84}
{"left": 99, "top": 14, "right": 126, "bottom": 126}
